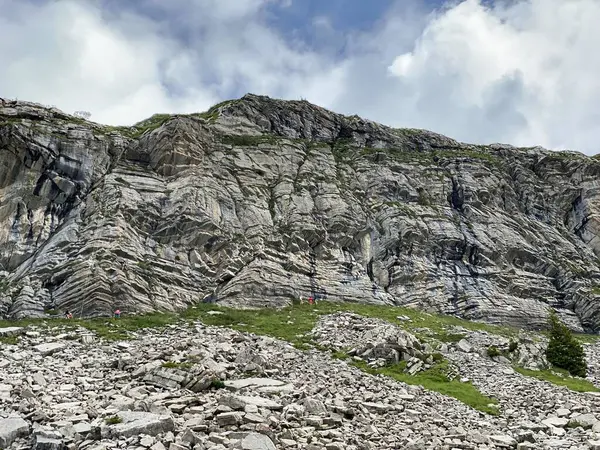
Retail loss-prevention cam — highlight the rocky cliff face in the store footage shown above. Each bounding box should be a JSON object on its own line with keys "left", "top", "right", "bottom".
{"left": 2, "top": 94, "right": 600, "bottom": 331}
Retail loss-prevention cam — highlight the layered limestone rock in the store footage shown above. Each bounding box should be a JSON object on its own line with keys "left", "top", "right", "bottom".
{"left": 2, "top": 94, "right": 600, "bottom": 331}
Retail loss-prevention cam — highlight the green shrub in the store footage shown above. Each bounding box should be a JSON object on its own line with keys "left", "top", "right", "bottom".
{"left": 210, "top": 379, "right": 225, "bottom": 389}
{"left": 487, "top": 345, "right": 501, "bottom": 358}
{"left": 161, "top": 361, "right": 193, "bottom": 370}
{"left": 545, "top": 310, "right": 587, "bottom": 378}
{"left": 431, "top": 352, "right": 444, "bottom": 362}
{"left": 105, "top": 416, "right": 122, "bottom": 424}
{"left": 508, "top": 341, "right": 518, "bottom": 353}
{"left": 137, "top": 260, "right": 151, "bottom": 270}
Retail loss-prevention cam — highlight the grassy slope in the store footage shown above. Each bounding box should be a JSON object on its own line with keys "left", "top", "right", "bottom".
{"left": 514, "top": 367, "right": 599, "bottom": 392}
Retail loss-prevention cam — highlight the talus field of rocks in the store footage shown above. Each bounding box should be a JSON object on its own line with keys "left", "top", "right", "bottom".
{"left": 3, "top": 310, "right": 600, "bottom": 449}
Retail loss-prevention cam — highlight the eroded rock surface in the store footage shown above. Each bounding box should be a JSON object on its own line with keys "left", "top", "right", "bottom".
{"left": 3, "top": 95, "right": 600, "bottom": 330}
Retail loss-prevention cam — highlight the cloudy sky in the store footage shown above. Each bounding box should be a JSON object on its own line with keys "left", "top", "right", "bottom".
{"left": 1, "top": 0, "right": 599, "bottom": 154}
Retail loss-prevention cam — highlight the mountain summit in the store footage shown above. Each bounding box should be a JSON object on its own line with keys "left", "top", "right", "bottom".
{"left": 1, "top": 94, "right": 600, "bottom": 331}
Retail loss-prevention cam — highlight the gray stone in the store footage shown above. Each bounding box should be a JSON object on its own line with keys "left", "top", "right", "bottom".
{"left": 0, "top": 417, "right": 30, "bottom": 447}
{"left": 455, "top": 339, "right": 473, "bottom": 353}
{"left": 34, "top": 342, "right": 66, "bottom": 356}
{"left": 541, "top": 417, "right": 569, "bottom": 428}
{"left": 0, "top": 327, "right": 23, "bottom": 337}
{"left": 240, "top": 433, "right": 277, "bottom": 450}
{"left": 224, "top": 378, "right": 286, "bottom": 390}
{"left": 73, "top": 422, "right": 92, "bottom": 435}
{"left": 140, "top": 436, "right": 155, "bottom": 447}
{"left": 570, "top": 412, "right": 598, "bottom": 428}
{"left": 216, "top": 411, "right": 243, "bottom": 426}
{"left": 488, "top": 435, "right": 517, "bottom": 447}
{"left": 231, "top": 395, "right": 283, "bottom": 410}
{"left": 33, "top": 435, "right": 65, "bottom": 450}
{"left": 102, "top": 412, "right": 175, "bottom": 438}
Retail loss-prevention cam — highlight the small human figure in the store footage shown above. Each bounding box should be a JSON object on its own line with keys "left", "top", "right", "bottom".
{"left": 308, "top": 296, "right": 314, "bottom": 305}
{"left": 114, "top": 309, "right": 121, "bottom": 319}
{"left": 65, "top": 310, "right": 73, "bottom": 319}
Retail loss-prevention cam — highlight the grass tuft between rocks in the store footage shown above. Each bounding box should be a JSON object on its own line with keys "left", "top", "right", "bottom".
{"left": 0, "top": 336, "right": 19, "bottom": 345}
{"left": 161, "top": 361, "right": 193, "bottom": 370}
{"left": 104, "top": 416, "right": 122, "bottom": 425}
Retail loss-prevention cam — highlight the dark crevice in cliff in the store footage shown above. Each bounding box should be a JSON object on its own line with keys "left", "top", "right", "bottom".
{"left": 449, "top": 177, "right": 465, "bottom": 211}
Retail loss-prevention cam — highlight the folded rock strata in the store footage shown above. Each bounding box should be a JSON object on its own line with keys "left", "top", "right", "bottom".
{"left": 2, "top": 95, "right": 600, "bottom": 331}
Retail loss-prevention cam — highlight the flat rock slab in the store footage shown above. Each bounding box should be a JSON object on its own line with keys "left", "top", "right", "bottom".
{"left": 102, "top": 411, "right": 174, "bottom": 438}
{"left": 34, "top": 435, "right": 65, "bottom": 450}
{"left": 34, "top": 342, "right": 66, "bottom": 356}
{"left": 225, "top": 377, "right": 287, "bottom": 390}
{"left": 0, "top": 327, "right": 24, "bottom": 337}
{"left": 542, "top": 417, "right": 569, "bottom": 428}
{"left": 0, "top": 416, "right": 30, "bottom": 447}
{"left": 73, "top": 422, "right": 92, "bottom": 434}
{"left": 235, "top": 395, "right": 283, "bottom": 410}
{"left": 455, "top": 339, "right": 473, "bottom": 353}
{"left": 571, "top": 413, "right": 598, "bottom": 428}
{"left": 489, "top": 435, "right": 517, "bottom": 447}
{"left": 257, "top": 383, "right": 295, "bottom": 394}
{"left": 241, "top": 432, "right": 277, "bottom": 450}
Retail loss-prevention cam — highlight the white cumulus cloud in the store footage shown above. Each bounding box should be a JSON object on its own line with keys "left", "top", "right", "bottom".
{"left": 1, "top": 0, "right": 600, "bottom": 154}
{"left": 341, "top": 0, "right": 600, "bottom": 153}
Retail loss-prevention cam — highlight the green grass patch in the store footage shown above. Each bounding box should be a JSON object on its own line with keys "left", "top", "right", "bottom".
{"left": 331, "top": 350, "right": 351, "bottom": 360}
{"left": 487, "top": 345, "right": 501, "bottom": 358}
{"left": 194, "top": 99, "right": 239, "bottom": 122}
{"left": 430, "top": 332, "right": 467, "bottom": 343}
{"left": 574, "top": 333, "right": 600, "bottom": 343}
{"left": 0, "top": 336, "right": 18, "bottom": 345}
{"left": 182, "top": 304, "right": 321, "bottom": 349}
{"left": 210, "top": 378, "right": 226, "bottom": 390}
{"left": 0, "top": 300, "right": 574, "bottom": 348}
{"left": 105, "top": 416, "right": 122, "bottom": 425}
{"left": 514, "top": 367, "right": 600, "bottom": 393}
{"left": 0, "top": 311, "right": 180, "bottom": 342}
{"left": 130, "top": 113, "right": 173, "bottom": 138}
{"left": 162, "top": 361, "right": 194, "bottom": 370}
{"left": 75, "top": 313, "right": 179, "bottom": 341}
{"left": 181, "top": 301, "right": 517, "bottom": 346}
{"left": 352, "top": 359, "right": 499, "bottom": 415}
{"left": 137, "top": 260, "right": 151, "bottom": 270}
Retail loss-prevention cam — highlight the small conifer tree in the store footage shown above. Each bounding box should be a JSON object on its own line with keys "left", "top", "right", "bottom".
{"left": 545, "top": 310, "right": 587, "bottom": 378}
